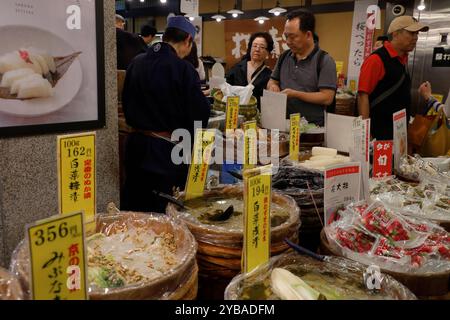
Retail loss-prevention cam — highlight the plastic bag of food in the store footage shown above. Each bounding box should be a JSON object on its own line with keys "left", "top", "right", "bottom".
{"left": 0, "top": 267, "right": 24, "bottom": 300}
{"left": 224, "top": 251, "right": 416, "bottom": 300}
{"left": 9, "top": 212, "right": 198, "bottom": 300}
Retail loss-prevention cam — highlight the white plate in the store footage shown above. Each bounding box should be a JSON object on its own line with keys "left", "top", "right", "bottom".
{"left": 0, "top": 25, "right": 82, "bottom": 117}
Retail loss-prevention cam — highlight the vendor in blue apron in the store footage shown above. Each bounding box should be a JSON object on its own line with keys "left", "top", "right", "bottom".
{"left": 122, "top": 16, "right": 210, "bottom": 213}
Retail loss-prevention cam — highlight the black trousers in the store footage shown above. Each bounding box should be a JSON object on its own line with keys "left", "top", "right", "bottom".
{"left": 121, "top": 133, "right": 188, "bottom": 213}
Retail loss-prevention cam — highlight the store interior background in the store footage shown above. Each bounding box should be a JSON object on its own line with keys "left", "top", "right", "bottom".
{"left": 1, "top": 0, "right": 449, "bottom": 268}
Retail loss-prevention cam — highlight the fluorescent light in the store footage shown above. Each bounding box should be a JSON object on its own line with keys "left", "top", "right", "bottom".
{"left": 418, "top": 0, "right": 426, "bottom": 11}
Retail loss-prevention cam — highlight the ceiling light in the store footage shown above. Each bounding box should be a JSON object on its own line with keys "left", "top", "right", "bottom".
{"left": 417, "top": 0, "right": 426, "bottom": 11}
{"left": 227, "top": 9, "right": 244, "bottom": 18}
{"left": 255, "top": 16, "right": 269, "bottom": 24}
{"left": 269, "top": 1, "right": 287, "bottom": 16}
{"left": 160, "top": 0, "right": 167, "bottom": 4}
{"left": 212, "top": 14, "right": 226, "bottom": 22}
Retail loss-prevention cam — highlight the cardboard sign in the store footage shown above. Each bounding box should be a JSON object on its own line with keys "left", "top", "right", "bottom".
{"left": 350, "top": 117, "right": 370, "bottom": 201}
{"left": 289, "top": 113, "right": 300, "bottom": 161}
{"left": 225, "top": 96, "right": 240, "bottom": 130}
{"left": 324, "top": 162, "right": 361, "bottom": 225}
{"left": 242, "top": 165, "right": 272, "bottom": 274}
{"left": 393, "top": 109, "right": 408, "bottom": 172}
{"left": 243, "top": 120, "right": 258, "bottom": 170}
{"left": 185, "top": 129, "right": 216, "bottom": 200}
{"left": 58, "top": 133, "right": 96, "bottom": 222}
{"left": 27, "top": 211, "right": 87, "bottom": 300}
{"left": 372, "top": 140, "right": 393, "bottom": 178}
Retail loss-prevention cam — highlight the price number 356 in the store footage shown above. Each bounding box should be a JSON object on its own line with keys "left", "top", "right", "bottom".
{"left": 33, "top": 222, "right": 69, "bottom": 246}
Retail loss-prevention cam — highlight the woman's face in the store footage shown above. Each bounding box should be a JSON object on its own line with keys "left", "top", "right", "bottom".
{"left": 250, "top": 37, "right": 269, "bottom": 63}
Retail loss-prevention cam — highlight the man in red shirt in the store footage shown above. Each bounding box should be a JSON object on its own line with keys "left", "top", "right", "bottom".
{"left": 357, "top": 16, "right": 428, "bottom": 140}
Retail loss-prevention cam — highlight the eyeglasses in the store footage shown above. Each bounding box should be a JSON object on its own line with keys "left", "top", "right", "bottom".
{"left": 252, "top": 44, "right": 267, "bottom": 50}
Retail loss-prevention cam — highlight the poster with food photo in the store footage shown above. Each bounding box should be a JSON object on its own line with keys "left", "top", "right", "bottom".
{"left": 0, "top": 0, "right": 105, "bottom": 136}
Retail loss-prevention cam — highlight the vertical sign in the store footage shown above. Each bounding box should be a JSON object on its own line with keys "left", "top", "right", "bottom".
{"left": 324, "top": 162, "right": 361, "bottom": 225}
{"left": 350, "top": 117, "right": 370, "bottom": 201}
{"left": 27, "top": 211, "right": 87, "bottom": 300}
{"left": 243, "top": 120, "right": 258, "bottom": 170}
{"left": 347, "top": 0, "right": 378, "bottom": 89}
{"left": 185, "top": 129, "right": 216, "bottom": 200}
{"left": 180, "top": 0, "right": 199, "bottom": 17}
{"left": 58, "top": 132, "right": 96, "bottom": 222}
{"left": 289, "top": 113, "right": 300, "bottom": 161}
{"left": 225, "top": 96, "right": 240, "bottom": 130}
{"left": 372, "top": 140, "right": 393, "bottom": 178}
{"left": 393, "top": 109, "right": 407, "bottom": 172}
{"left": 242, "top": 165, "right": 272, "bottom": 274}
{"left": 363, "top": 5, "right": 380, "bottom": 60}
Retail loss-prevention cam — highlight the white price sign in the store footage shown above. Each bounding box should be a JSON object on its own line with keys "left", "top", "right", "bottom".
{"left": 350, "top": 117, "right": 370, "bottom": 201}
{"left": 324, "top": 162, "right": 361, "bottom": 225}
{"left": 393, "top": 109, "right": 407, "bottom": 172}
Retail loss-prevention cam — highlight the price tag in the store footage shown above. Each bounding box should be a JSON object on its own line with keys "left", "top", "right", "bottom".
{"left": 57, "top": 133, "right": 96, "bottom": 223}
{"left": 289, "top": 113, "right": 300, "bottom": 161}
{"left": 372, "top": 140, "right": 393, "bottom": 179}
{"left": 335, "top": 61, "right": 344, "bottom": 76}
{"left": 242, "top": 165, "right": 272, "bottom": 274}
{"left": 185, "top": 129, "right": 216, "bottom": 200}
{"left": 225, "top": 96, "right": 240, "bottom": 130}
{"left": 324, "top": 162, "right": 361, "bottom": 225}
{"left": 350, "top": 117, "right": 370, "bottom": 201}
{"left": 27, "top": 211, "right": 87, "bottom": 300}
{"left": 393, "top": 109, "right": 407, "bottom": 172}
{"left": 243, "top": 120, "right": 258, "bottom": 170}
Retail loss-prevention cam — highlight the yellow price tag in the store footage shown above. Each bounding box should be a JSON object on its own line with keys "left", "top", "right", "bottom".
{"left": 58, "top": 133, "right": 96, "bottom": 223}
{"left": 27, "top": 211, "right": 88, "bottom": 300}
{"left": 242, "top": 165, "right": 272, "bottom": 273}
{"left": 243, "top": 120, "right": 258, "bottom": 170}
{"left": 289, "top": 113, "right": 300, "bottom": 161}
{"left": 225, "top": 96, "right": 240, "bottom": 130}
{"left": 336, "top": 61, "right": 344, "bottom": 76}
{"left": 349, "top": 80, "right": 357, "bottom": 92}
{"left": 185, "top": 129, "right": 216, "bottom": 200}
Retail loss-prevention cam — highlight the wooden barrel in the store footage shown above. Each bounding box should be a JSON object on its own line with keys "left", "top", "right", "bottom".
{"left": 10, "top": 212, "right": 198, "bottom": 300}
{"left": 167, "top": 185, "right": 301, "bottom": 299}
{"left": 320, "top": 229, "right": 450, "bottom": 298}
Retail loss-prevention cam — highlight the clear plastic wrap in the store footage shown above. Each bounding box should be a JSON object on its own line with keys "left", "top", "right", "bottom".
{"left": 9, "top": 212, "right": 198, "bottom": 300}
{"left": 325, "top": 201, "right": 450, "bottom": 274}
{"left": 166, "top": 185, "right": 300, "bottom": 248}
{"left": 0, "top": 267, "right": 24, "bottom": 300}
{"left": 370, "top": 176, "right": 450, "bottom": 222}
{"left": 224, "top": 251, "right": 416, "bottom": 300}
{"left": 398, "top": 154, "right": 450, "bottom": 184}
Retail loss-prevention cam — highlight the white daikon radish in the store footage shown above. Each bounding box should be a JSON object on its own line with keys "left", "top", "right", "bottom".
{"left": 309, "top": 155, "right": 334, "bottom": 161}
{"left": 0, "top": 68, "right": 34, "bottom": 87}
{"left": 304, "top": 158, "right": 343, "bottom": 168}
{"left": 10, "top": 74, "right": 44, "bottom": 95}
{"left": 17, "top": 78, "right": 53, "bottom": 99}
{"left": 312, "top": 147, "right": 337, "bottom": 157}
{"left": 25, "top": 47, "right": 56, "bottom": 74}
{"left": 271, "top": 268, "right": 324, "bottom": 300}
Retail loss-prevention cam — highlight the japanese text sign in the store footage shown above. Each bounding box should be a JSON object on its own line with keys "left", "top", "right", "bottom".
{"left": 225, "top": 96, "right": 240, "bottom": 130}
{"left": 372, "top": 140, "right": 393, "bottom": 178}
{"left": 58, "top": 132, "right": 96, "bottom": 222}
{"left": 243, "top": 120, "right": 258, "bottom": 170}
{"left": 185, "top": 129, "right": 216, "bottom": 200}
{"left": 289, "top": 113, "right": 300, "bottom": 161}
{"left": 393, "top": 109, "right": 407, "bottom": 172}
{"left": 351, "top": 117, "right": 370, "bottom": 201}
{"left": 27, "top": 211, "right": 87, "bottom": 300}
{"left": 242, "top": 165, "right": 272, "bottom": 274}
{"left": 324, "top": 162, "right": 361, "bottom": 225}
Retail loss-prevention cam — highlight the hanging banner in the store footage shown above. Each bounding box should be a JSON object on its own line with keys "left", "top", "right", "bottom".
{"left": 27, "top": 211, "right": 87, "bottom": 300}
{"left": 58, "top": 132, "right": 96, "bottom": 223}
{"left": 393, "top": 109, "right": 408, "bottom": 172}
{"left": 347, "top": 0, "right": 379, "bottom": 90}
{"left": 324, "top": 162, "right": 361, "bottom": 225}
{"left": 242, "top": 165, "right": 272, "bottom": 274}
{"left": 373, "top": 140, "right": 393, "bottom": 178}
{"left": 289, "top": 113, "right": 300, "bottom": 161}
{"left": 364, "top": 5, "right": 381, "bottom": 60}
{"left": 185, "top": 129, "right": 215, "bottom": 200}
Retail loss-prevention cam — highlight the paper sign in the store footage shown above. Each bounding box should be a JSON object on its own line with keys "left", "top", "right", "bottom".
{"left": 225, "top": 96, "right": 240, "bottom": 130}
{"left": 185, "top": 129, "right": 216, "bottom": 200}
{"left": 289, "top": 113, "right": 300, "bottom": 161}
{"left": 393, "top": 109, "right": 408, "bottom": 172}
{"left": 242, "top": 165, "right": 272, "bottom": 274}
{"left": 243, "top": 120, "right": 258, "bottom": 170}
{"left": 373, "top": 140, "right": 393, "bottom": 178}
{"left": 261, "top": 90, "right": 287, "bottom": 131}
{"left": 58, "top": 133, "right": 96, "bottom": 223}
{"left": 350, "top": 117, "right": 370, "bottom": 201}
{"left": 325, "top": 112, "right": 356, "bottom": 153}
{"left": 27, "top": 211, "right": 87, "bottom": 300}
{"left": 324, "top": 162, "right": 361, "bottom": 225}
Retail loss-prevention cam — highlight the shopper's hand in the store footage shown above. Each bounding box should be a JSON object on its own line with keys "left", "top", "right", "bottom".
{"left": 267, "top": 82, "right": 281, "bottom": 92}
{"left": 281, "top": 88, "right": 298, "bottom": 98}
{"left": 418, "top": 81, "right": 432, "bottom": 101}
